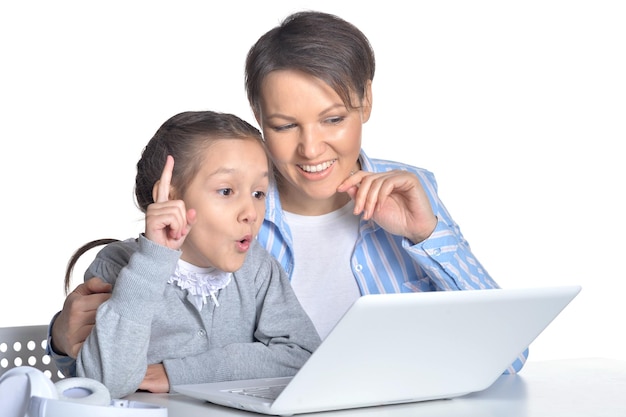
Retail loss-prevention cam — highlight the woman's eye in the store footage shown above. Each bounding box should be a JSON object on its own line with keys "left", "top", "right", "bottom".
{"left": 218, "top": 188, "right": 234, "bottom": 196}
{"left": 253, "top": 191, "right": 267, "bottom": 200}
{"left": 326, "top": 116, "right": 345, "bottom": 125}
{"left": 273, "top": 123, "right": 296, "bottom": 132}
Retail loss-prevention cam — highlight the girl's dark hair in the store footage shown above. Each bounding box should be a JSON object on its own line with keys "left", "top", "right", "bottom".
{"left": 63, "top": 238, "right": 120, "bottom": 294}
{"left": 245, "top": 10, "right": 376, "bottom": 117}
{"left": 64, "top": 111, "right": 266, "bottom": 294}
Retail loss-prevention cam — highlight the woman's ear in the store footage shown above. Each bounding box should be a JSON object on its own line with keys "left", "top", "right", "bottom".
{"left": 361, "top": 80, "right": 373, "bottom": 123}
{"left": 253, "top": 110, "right": 264, "bottom": 133}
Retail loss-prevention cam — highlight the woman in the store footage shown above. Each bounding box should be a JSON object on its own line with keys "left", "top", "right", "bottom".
{"left": 245, "top": 11, "right": 507, "bottom": 341}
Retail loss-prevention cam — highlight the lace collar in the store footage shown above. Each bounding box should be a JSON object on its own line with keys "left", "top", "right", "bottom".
{"left": 168, "top": 259, "right": 232, "bottom": 311}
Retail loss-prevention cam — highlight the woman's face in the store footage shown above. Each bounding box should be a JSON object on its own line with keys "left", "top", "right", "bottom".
{"left": 256, "top": 70, "right": 372, "bottom": 215}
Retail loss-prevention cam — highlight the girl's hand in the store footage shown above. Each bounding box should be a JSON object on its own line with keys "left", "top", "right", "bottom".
{"left": 144, "top": 155, "right": 196, "bottom": 249}
{"left": 139, "top": 363, "right": 170, "bottom": 393}
{"left": 338, "top": 169, "right": 438, "bottom": 244}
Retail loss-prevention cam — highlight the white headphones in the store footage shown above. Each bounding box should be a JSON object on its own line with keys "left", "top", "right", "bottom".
{"left": 0, "top": 366, "right": 167, "bottom": 417}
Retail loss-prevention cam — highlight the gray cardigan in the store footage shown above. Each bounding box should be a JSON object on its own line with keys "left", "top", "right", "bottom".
{"left": 76, "top": 235, "right": 321, "bottom": 399}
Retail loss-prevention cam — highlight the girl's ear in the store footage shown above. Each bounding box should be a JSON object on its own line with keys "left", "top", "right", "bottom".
{"left": 361, "top": 80, "right": 373, "bottom": 123}
{"left": 152, "top": 181, "right": 176, "bottom": 202}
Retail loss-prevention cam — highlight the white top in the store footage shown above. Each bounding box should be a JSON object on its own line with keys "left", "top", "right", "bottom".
{"left": 284, "top": 202, "right": 361, "bottom": 339}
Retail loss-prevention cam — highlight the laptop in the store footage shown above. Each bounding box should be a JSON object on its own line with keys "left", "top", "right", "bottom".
{"left": 173, "top": 285, "right": 581, "bottom": 416}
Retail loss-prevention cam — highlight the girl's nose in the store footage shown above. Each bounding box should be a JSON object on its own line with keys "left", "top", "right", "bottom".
{"left": 239, "top": 195, "right": 259, "bottom": 224}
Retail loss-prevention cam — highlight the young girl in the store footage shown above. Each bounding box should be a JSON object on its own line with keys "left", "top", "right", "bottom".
{"left": 61, "top": 110, "right": 320, "bottom": 399}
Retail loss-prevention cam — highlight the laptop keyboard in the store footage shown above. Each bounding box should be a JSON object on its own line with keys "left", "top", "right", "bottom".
{"left": 228, "top": 384, "right": 287, "bottom": 400}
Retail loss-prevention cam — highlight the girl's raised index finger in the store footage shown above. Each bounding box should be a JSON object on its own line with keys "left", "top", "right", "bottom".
{"left": 156, "top": 155, "right": 174, "bottom": 203}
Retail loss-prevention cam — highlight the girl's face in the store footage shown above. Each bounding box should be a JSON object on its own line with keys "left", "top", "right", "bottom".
{"left": 179, "top": 138, "right": 269, "bottom": 271}
{"left": 256, "top": 70, "right": 372, "bottom": 215}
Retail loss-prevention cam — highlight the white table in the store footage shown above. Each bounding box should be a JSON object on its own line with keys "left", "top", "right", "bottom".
{"left": 125, "top": 358, "right": 626, "bottom": 416}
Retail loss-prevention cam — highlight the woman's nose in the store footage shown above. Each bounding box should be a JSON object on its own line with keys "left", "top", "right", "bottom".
{"left": 297, "top": 125, "right": 323, "bottom": 158}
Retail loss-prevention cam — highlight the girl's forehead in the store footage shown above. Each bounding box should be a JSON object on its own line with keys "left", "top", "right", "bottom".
{"left": 199, "top": 139, "right": 267, "bottom": 169}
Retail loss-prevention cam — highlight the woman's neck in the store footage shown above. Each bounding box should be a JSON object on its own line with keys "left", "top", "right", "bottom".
{"left": 280, "top": 187, "right": 352, "bottom": 216}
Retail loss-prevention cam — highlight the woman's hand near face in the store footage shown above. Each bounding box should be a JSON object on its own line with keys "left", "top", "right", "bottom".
{"left": 338, "top": 170, "right": 438, "bottom": 244}
{"left": 145, "top": 155, "right": 197, "bottom": 250}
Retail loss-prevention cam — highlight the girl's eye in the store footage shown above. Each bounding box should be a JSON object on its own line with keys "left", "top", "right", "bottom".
{"left": 218, "top": 188, "right": 234, "bottom": 196}
{"left": 253, "top": 191, "right": 266, "bottom": 200}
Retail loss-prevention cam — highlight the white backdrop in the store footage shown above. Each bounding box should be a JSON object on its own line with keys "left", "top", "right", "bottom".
{"left": 1, "top": 1, "right": 624, "bottom": 363}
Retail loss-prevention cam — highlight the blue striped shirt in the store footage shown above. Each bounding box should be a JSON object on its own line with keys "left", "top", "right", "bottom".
{"left": 258, "top": 150, "right": 528, "bottom": 373}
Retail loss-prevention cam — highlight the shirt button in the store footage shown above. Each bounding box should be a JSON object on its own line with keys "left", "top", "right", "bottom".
{"left": 432, "top": 248, "right": 441, "bottom": 256}
{"left": 355, "top": 264, "right": 363, "bottom": 272}
{"left": 197, "top": 329, "right": 206, "bottom": 337}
